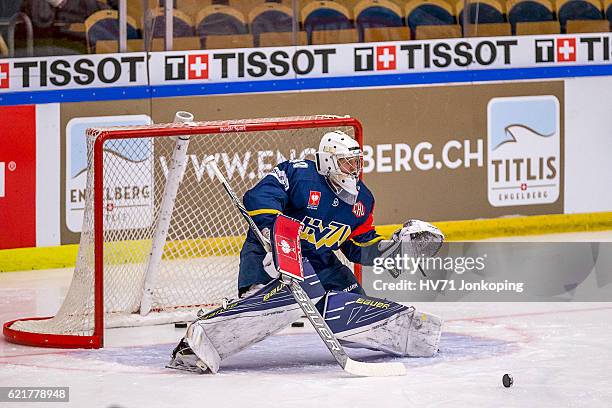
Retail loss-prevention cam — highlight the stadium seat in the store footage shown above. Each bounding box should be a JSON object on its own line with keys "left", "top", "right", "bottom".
{"left": 196, "top": 4, "right": 248, "bottom": 41}
{"left": 127, "top": 0, "right": 158, "bottom": 30}
{"left": 456, "top": 0, "right": 505, "bottom": 25}
{"left": 302, "top": 1, "right": 353, "bottom": 43}
{"left": 404, "top": 0, "right": 456, "bottom": 36}
{"left": 515, "top": 20, "right": 561, "bottom": 34}
{"left": 556, "top": 0, "right": 604, "bottom": 31}
{"left": 363, "top": 26, "right": 411, "bottom": 42}
{"left": 205, "top": 33, "right": 254, "bottom": 49}
{"left": 606, "top": 0, "right": 612, "bottom": 27}
{"left": 249, "top": 2, "right": 295, "bottom": 46}
{"left": 465, "top": 22, "right": 512, "bottom": 35}
{"left": 566, "top": 18, "right": 610, "bottom": 30}
{"left": 178, "top": 0, "right": 213, "bottom": 18}
{"left": 311, "top": 28, "right": 359, "bottom": 44}
{"left": 354, "top": 0, "right": 405, "bottom": 41}
{"left": 84, "top": 10, "right": 139, "bottom": 53}
{"left": 0, "top": 34, "right": 7, "bottom": 57}
{"left": 151, "top": 8, "right": 195, "bottom": 38}
{"left": 151, "top": 36, "right": 202, "bottom": 51}
{"left": 507, "top": 0, "right": 555, "bottom": 34}
{"left": 95, "top": 39, "right": 144, "bottom": 54}
{"left": 259, "top": 31, "right": 308, "bottom": 47}
{"left": 415, "top": 23, "right": 462, "bottom": 39}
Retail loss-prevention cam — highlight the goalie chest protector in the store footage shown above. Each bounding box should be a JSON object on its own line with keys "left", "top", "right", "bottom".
{"left": 244, "top": 160, "right": 378, "bottom": 271}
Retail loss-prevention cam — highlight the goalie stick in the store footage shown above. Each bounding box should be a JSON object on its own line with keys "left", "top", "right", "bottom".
{"left": 203, "top": 156, "right": 407, "bottom": 377}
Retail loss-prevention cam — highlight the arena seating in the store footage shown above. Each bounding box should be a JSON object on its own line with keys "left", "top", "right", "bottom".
{"left": 84, "top": 10, "right": 139, "bottom": 54}
{"left": 465, "top": 22, "right": 512, "bottom": 36}
{"left": 556, "top": 0, "right": 604, "bottom": 31}
{"left": 354, "top": 0, "right": 405, "bottom": 41}
{"left": 302, "top": 1, "right": 353, "bottom": 43}
{"left": 507, "top": 0, "right": 555, "bottom": 34}
{"left": 457, "top": 0, "right": 505, "bottom": 25}
{"left": 415, "top": 23, "right": 462, "bottom": 38}
{"left": 81, "top": 0, "right": 612, "bottom": 53}
{"left": 363, "top": 26, "right": 412, "bottom": 41}
{"left": 311, "top": 27, "right": 360, "bottom": 44}
{"left": 259, "top": 31, "right": 308, "bottom": 46}
{"left": 405, "top": 0, "right": 456, "bottom": 37}
{"left": 205, "top": 33, "right": 255, "bottom": 48}
{"left": 248, "top": 2, "right": 294, "bottom": 46}
{"left": 515, "top": 20, "right": 561, "bottom": 33}
{"left": 151, "top": 8, "right": 196, "bottom": 38}
{"left": 566, "top": 18, "right": 610, "bottom": 31}
{"left": 195, "top": 4, "right": 248, "bottom": 40}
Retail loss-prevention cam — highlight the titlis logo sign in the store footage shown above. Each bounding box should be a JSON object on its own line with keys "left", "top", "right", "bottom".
{"left": 487, "top": 96, "right": 560, "bottom": 207}
{"left": 65, "top": 115, "right": 153, "bottom": 233}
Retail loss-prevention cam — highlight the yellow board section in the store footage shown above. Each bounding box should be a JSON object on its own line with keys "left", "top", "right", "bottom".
{"left": 376, "top": 212, "right": 612, "bottom": 241}
{"left": 1, "top": 212, "right": 611, "bottom": 273}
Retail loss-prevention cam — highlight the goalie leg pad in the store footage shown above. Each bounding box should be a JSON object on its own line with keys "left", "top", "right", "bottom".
{"left": 323, "top": 291, "right": 442, "bottom": 357}
{"left": 169, "top": 260, "right": 325, "bottom": 373}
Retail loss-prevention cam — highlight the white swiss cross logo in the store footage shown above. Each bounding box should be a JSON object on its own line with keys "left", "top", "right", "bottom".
{"left": 188, "top": 54, "right": 208, "bottom": 79}
{"left": 557, "top": 38, "right": 576, "bottom": 62}
{"left": 0, "top": 63, "right": 9, "bottom": 89}
{"left": 352, "top": 201, "right": 365, "bottom": 217}
{"left": 376, "top": 46, "right": 396, "bottom": 70}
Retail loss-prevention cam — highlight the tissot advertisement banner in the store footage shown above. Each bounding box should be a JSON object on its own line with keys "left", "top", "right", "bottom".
{"left": 2, "top": 34, "right": 611, "bottom": 94}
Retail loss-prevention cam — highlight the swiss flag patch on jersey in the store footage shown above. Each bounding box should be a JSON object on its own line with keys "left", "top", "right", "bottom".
{"left": 307, "top": 190, "right": 321, "bottom": 209}
{"left": 352, "top": 201, "right": 366, "bottom": 217}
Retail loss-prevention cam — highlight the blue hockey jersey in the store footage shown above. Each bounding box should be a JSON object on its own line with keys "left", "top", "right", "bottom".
{"left": 242, "top": 159, "right": 383, "bottom": 273}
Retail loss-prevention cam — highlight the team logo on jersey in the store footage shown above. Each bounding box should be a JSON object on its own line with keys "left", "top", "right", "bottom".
{"left": 307, "top": 191, "right": 321, "bottom": 209}
{"left": 352, "top": 201, "right": 365, "bottom": 217}
{"left": 332, "top": 198, "right": 339, "bottom": 207}
{"left": 276, "top": 235, "right": 298, "bottom": 260}
{"left": 301, "top": 216, "right": 351, "bottom": 250}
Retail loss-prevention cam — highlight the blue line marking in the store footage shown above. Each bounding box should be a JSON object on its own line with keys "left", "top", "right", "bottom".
{"left": 1, "top": 64, "right": 612, "bottom": 106}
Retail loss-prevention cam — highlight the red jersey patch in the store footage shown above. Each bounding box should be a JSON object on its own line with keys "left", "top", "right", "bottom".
{"left": 352, "top": 201, "right": 365, "bottom": 217}
{"left": 308, "top": 190, "right": 321, "bottom": 209}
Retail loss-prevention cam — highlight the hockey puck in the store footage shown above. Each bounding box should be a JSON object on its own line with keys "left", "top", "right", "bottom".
{"left": 502, "top": 373, "right": 514, "bottom": 388}
{"left": 174, "top": 322, "right": 188, "bottom": 328}
{"left": 291, "top": 321, "right": 305, "bottom": 328}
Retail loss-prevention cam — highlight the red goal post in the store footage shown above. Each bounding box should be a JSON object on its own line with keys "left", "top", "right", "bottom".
{"left": 3, "top": 114, "right": 363, "bottom": 349}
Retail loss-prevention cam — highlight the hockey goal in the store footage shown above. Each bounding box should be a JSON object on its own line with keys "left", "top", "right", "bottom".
{"left": 3, "top": 113, "right": 363, "bottom": 348}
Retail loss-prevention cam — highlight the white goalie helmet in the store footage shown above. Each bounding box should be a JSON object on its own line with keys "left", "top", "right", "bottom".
{"left": 315, "top": 130, "right": 363, "bottom": 205}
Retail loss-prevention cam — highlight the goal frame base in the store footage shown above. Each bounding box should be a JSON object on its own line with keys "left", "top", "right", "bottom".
{"left": 3, "top": 317, "right": 101, "bottom": 348}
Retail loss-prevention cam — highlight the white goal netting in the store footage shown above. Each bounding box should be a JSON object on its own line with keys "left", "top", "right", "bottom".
{"left": 8, "top": 115, "right": 359, "bottom": 341}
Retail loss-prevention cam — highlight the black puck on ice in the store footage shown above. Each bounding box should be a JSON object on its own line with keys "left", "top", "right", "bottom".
{"left": 291, "top": 321, "right": 305, "bottom": 328}
{"left": 502, "top": 373, "right": 514, "bottom": 388}
{"left": 174, "top": 322, "right": 188, "bottom": 328}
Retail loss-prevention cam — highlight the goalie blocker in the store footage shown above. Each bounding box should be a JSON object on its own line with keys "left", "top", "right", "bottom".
{"left": 168, "top": 217, "right": 442, "bottom": 374}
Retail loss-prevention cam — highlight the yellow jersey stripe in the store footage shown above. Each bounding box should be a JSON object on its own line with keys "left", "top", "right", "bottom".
{"left": 349, "top": 236, "right": 384, "bottom": 247}
{"left": 247, "top": 208, "right": 282, "bottom": 217}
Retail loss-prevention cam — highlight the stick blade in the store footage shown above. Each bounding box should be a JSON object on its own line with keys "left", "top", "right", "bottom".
{"left": 344, "top": 359, "right": 407, "bottom": 377}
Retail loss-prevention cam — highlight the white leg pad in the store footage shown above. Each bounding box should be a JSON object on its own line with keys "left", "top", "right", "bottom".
{"left": 185, "top": 322, "right": 221, "bottom": 374}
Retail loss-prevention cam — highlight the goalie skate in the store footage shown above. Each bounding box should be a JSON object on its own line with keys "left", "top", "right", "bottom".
{"left": 166, "top": 338, "right": 210, "bottom": 374}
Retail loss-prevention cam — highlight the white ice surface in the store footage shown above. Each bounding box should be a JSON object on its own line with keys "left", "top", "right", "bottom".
{"left": 1, "top": 231, "right": 611, "bottom": 408}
